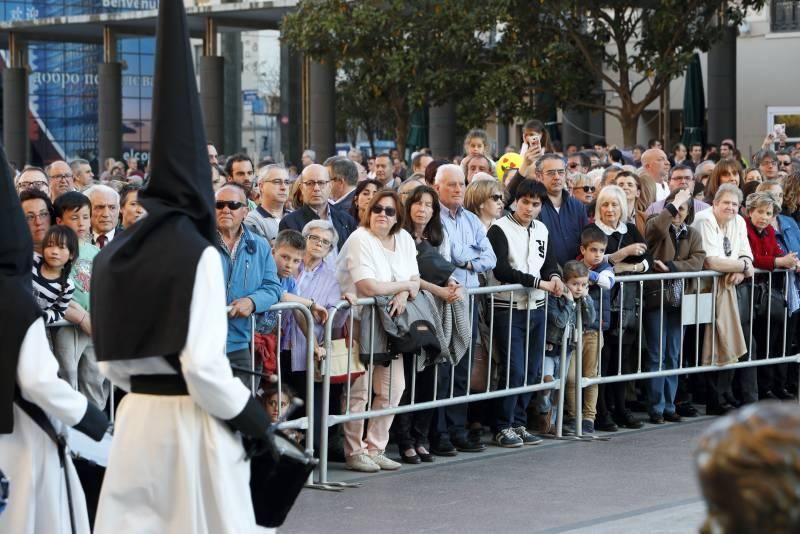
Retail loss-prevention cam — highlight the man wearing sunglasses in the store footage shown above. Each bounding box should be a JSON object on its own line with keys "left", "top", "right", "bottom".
{"left": 279, "top": 163, "right": 356, "bottom": 253}
{"left": 215, "top": 183, "right": 282, "bottom": 384}
{"left": 567, "top": 152, "right": 589, "bottom": 176}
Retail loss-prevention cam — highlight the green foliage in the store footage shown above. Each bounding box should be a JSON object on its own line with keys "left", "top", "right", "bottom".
{"left": 283, "top": 0, "right": 766, "bottom": 148}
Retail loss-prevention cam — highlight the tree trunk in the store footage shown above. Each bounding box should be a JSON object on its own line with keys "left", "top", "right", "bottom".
{"left": 620, "top": 114, "right": 639, "bottom": 148}
{"left": 395, "top": 110, "right": 409, "bottom": 158}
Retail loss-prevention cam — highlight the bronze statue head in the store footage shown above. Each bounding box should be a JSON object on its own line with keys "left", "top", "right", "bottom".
{"left": 695, "top": 401, "right": 800, "bottom": 534}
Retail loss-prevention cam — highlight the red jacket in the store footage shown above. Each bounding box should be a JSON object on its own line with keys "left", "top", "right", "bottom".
{"left": 745, "top": 217, "right": 784, "bottom": 271}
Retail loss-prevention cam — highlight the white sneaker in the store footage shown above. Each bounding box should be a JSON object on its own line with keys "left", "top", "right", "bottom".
{"left": 371, "top": 453, "right": 401, "bottom": 471}
{"left": 345, "top": 453, "right": 380, "bottom": 473}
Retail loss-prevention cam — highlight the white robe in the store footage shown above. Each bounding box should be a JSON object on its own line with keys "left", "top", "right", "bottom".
{"left": 94, "top": 247, "right": 261, "bottom": 534}
{"left": 0, "top": 317, "right": 93, "bottom": 534}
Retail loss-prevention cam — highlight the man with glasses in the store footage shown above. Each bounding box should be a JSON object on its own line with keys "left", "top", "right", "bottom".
{"left": 14, "top": 167, "right": 49, "bottom": 195}
{"left": 245, "top": 164, "right": 292, "bottom": 245}
{"left": 645, "top": 164, "right": 710, "bottom": 216}
{"left": 777, "top": 150, "right": 793, "bottom": 172}
{"left": 19, "top": 189, "right": 53, "bottom": 254}
{"left": 537, "top": 154, "right": 589, "bottom": 266}
{"left": 280, "top": 163, "right": 356, "bottom": 252}
{"left": 324, "top": 155, "right": 359, "bottom": 212}
{"left": 46, "top": 160, "right": 75, "bottom": 201}
{"left": 755, "top": 149, "right": 779, "bottom": 181}
{"left": 215, "top": 183, "right": 282, "bottom": 385}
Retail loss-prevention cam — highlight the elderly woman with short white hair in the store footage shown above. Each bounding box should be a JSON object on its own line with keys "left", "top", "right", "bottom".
{"left": 590, "top": 185, "right": 651, "bottom": 432}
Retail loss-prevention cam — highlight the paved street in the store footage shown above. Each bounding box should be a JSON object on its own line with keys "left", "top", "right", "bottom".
{"left": 282, "top": 417, "right": 713, "bottom": 533}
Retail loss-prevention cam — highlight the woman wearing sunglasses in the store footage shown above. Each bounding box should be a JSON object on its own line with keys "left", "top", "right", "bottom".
{"left": 464, "top": 179, "right": 505, "bottom": 230}
{"left": 570, "top": 173, "right": 596, "bottom": 212}
{"left": 336, "top": 190, "right": 420, "bottom": 473}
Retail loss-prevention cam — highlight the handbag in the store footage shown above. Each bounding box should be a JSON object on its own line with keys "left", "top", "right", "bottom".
{"left": 415, "top": 240, "right": 455, "bottom": 287}
{"left": 314, "top": 339, "right": 365, "bottom": 383}
{"left": 753, "top": 280, "right": 787, "bottom": 323}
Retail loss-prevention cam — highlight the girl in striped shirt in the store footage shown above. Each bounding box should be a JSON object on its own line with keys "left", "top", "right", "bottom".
{"left": 32, "top": 225, "right": 78, "bottom": 324}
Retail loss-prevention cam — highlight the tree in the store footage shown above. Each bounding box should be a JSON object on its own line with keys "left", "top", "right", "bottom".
{"left": 334, "top": 64, "right": 396, "bottom": 154}
{"left": 281, "top": 0, "right": 500, "bottom": 155}
{"left": 469, "top": 0, "right": 765, "bottom": 146}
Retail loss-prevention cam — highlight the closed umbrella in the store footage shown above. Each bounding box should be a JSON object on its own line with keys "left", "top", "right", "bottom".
{"left": 681, "top": 53, "right": 705, "bottom": 148}
{"left": 405, "top": 108, "right": 428, "bottom": 154}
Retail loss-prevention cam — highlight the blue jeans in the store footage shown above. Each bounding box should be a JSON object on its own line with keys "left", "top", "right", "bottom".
{"left": 493, "top": 307, "right": 546, "bottom": 431}
{"left": 533, "top": 346, "right": 573, "bottom": 416}
{"left": 643, "top": 308, "right": 682, "bottom": 416}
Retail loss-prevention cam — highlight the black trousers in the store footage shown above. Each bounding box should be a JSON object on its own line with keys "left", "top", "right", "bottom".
{"left": 392, "top": 353, "right": 437, "bottom": 450}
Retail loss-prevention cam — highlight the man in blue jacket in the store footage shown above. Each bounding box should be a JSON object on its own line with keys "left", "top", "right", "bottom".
{"left": 536, "top": 154, "right": 588, "bottom": 266}
{"left": 215, "top": 183, "right": 282, "bottom": 383}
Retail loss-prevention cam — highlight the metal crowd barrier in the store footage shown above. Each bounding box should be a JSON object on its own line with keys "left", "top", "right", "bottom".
{"left": 572, "top": 269, "right": 800, "bottom": 438}
{"left": 317, "top": 284, "right": 572, "bottom": 485}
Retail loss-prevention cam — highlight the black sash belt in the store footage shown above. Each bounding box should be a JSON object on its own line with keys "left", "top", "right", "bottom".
{"left": 129, "top": 374, "right": 189, "bottom": 396}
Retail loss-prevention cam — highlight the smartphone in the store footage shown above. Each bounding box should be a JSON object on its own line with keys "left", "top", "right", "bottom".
{"left": 527, "top": 133, "right": 541, "bottom": 148}
{"left": 774, "top": 123, "right": 786, "bottom": 137}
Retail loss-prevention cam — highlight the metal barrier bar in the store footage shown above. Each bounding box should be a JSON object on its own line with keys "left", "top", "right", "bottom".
{"left": 317, "top": 284, "right": 565, "bottom": 484}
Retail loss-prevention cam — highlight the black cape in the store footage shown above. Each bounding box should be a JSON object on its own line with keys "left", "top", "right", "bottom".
{"left": 90, "top": 0, "right": 216, "bottom": 362}
{"left": 0, "top": 138, "right": 43, "bottom": 433}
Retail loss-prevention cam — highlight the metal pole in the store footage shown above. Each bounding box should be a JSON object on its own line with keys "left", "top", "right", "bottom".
{"left": 555, "top": 318, "right": 570, "bottom": 438}
{"left": 250, "top": 315, "right": 256, "bottom": 396}
{"left": 575, "top": 306, "right": 584, "bottom": 438}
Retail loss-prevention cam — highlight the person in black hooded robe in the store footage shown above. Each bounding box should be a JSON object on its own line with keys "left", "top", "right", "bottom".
{"left": 91, "top": 1, "right": 272, "bottom": 533}
{"left": 0, "top": 141, "right": 108, "bottom": 534}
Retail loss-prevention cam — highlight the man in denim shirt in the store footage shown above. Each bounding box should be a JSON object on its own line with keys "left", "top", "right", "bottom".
{"left": 433, "top": 164, "right": 497, "bottom": 455}
{"left": 215, "top": 183, "right": 282, "bottom": 384}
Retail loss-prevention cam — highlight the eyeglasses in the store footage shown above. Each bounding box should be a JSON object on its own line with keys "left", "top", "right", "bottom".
{"left": 302, "top": 180, "right": 330, "bottom": 189}
{"left": 573, "top": 186, "right": 595, "bottom": 193}
{"left": 215, "top": 200, "right": 245, "bottom": 211}
{"left": 542, "top": 169, "right": 566, "bottom": 177}
{"left": 370, "top": 205, "right": 397, "bottom": 217}
{"left": 16, "top": 181, "right": 48, "bottom": 191}
{"left": 567, "top": 163, "right": 580, "bottom": 169}
{"left": 265, "top": 179, "right": 291, "bottom": 186}
{"left": 490, "top": 194, "right": 503, "bottom": 202}
{"left": 723, "top": 236, "right": 732, "bottom": 257}
{"left": 780, "top": 161, "right": 792, "bottom": 167}
{"left": 50, "top": 173, "right": 73, "bottom": 181}
{"left": 306, "top": 234, "right": 333, "bottom": 247}
{"left": 761, "top": 159, "right": 777, "bottom": 166}
{"left": 24, "top": 211, "right": 50, "bottom": 223}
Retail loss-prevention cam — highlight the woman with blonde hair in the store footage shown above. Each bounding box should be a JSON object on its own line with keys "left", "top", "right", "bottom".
{"left": 464, "top": 179, "right": 504, "bottom": 229}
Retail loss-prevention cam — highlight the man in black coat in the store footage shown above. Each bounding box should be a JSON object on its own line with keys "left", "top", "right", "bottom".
{"left": 280, "top": 163, "right": 356, "bottom": 250}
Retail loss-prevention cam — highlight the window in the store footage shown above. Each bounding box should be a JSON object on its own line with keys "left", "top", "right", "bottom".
{"left": 771, "top": 1, "right": 800, "bottom": 32}
{"left": 767, "top": 107, "right": 800, "bottom": 144}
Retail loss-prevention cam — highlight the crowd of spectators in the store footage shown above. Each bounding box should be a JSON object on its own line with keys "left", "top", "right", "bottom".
{"left": 13, "top": 127, "right": 800, "bottom": 473}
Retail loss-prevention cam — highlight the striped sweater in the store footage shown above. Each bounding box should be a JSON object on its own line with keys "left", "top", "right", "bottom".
{"left": 32, "top": 254, "right": 75, "bottom": 324}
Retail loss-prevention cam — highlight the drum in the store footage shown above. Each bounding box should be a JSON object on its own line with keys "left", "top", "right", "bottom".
{"left": 250, "top": 431, "right": 317, "bottom": 528}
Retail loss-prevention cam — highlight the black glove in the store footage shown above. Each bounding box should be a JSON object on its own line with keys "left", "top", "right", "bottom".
{"left": 73, "top": 402, "right": 109, "bottom": 441}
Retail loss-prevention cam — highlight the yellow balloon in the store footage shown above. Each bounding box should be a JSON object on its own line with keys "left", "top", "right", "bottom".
{"left": 496, "top": 152, "right": 522, "bottom": 182}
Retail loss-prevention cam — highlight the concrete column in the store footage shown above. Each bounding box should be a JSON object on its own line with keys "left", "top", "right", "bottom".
{"left": 280, "top": 43, "right": 302, "bottom": 166}
{"left": 222, "top": 32, "right": 242, "bottom": 155}
{"left": 98, "top": 62, "right": 122, "bottom": 164}
{"left": 707, "top": 27, "right": 736, "bottom": 144}
{"left": 308, "top": 58, "right": 335, "bottom": 160}
{"left": 429, "top": 101, "right": 456, "bottom": 159}
{"left": 200, "top": 56, "right": 225, "bottom": 150}
{"left": 563, "top": 109, "right": 590, "bottom": 148}
{"left": 3, "top": 67, "right": 28, "bottom": 167}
